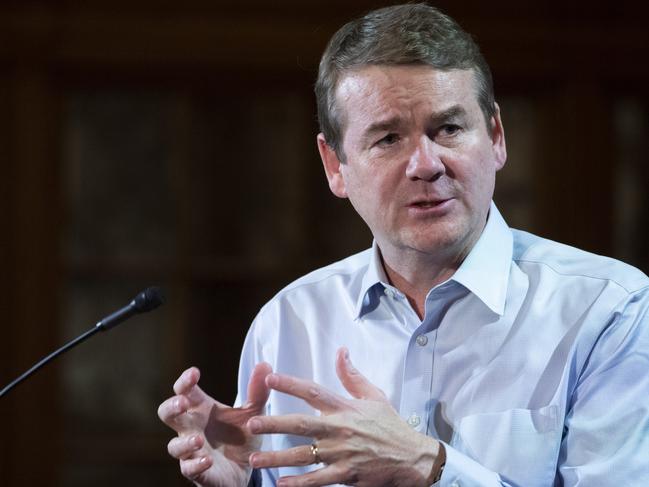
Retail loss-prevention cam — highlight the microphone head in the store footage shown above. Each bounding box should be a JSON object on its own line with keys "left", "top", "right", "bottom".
{"left": 133, "top": 287, "right": 165, "bottom": 312}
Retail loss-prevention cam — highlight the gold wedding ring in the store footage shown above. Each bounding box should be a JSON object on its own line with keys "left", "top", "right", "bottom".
{"left": 310, "top": 442, "right": 322, "bottom": 464}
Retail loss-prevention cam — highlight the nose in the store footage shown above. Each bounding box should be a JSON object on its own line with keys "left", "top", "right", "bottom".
{"left": 405, "top": 136, "right": 445, "bottom": 181}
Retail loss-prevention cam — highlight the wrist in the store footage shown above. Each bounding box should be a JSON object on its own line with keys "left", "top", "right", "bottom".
{"left": 427, "top": 441, "right": 446, "bottom": 485}
{"left": 413, "top": 435, "right": 446, "bottom": 486}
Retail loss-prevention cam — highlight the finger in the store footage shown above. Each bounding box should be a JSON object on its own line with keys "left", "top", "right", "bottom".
{"left": 249, "top": 444, "right": 317, "bottom": 469}
{"left": 277, "top": 463, "right": 348, "bottom": 487}
{"left": 167, "top": 434, "right": 203, "bottom": 460}
{"left": 173, "top": 367, "right": 200, "bottom": 394}
{"left": 179, "top": 455, "right": 213, "bottom": 481}
{"left": 173, "top": 367, "right": 209, "bottom": 408}
{"left": 245, "top": 362, "right": 273, "bottom": 412}
{"left": 247, "top": 414, "right": 327, "bottom": 438}
{"left": 157, "top": 395, "right": 190, "bottom": 426}
{"left": 335, "top": 347, "right": 387, "bottom": 402}
{"left": 158, "top": 394, "right": 212, "bottom": 436}
{"left": 265, "top": 373, "right": 347, "bottom": 413}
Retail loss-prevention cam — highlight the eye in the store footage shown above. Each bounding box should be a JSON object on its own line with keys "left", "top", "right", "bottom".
{"left": 439, "top": 124, "right": 461, "bottom": 137}
{"left": 376, "top": 133, "right": 400, "bottom": 147}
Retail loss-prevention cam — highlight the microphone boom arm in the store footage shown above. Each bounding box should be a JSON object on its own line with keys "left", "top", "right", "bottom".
{"left": 0, "top": 287, "right": 164, "bottom": 399}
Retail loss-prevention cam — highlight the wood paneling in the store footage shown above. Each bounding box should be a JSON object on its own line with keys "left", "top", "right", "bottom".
{"left": 0, "top": 68, "right": 62, "bottom": 484}
{"left": 0, "top": 3, "right": 647, "bottom": 486}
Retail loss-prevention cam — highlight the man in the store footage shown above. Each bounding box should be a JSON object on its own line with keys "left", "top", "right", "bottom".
{"left": 158, "top": 4, "right": 649, "bottom": 486}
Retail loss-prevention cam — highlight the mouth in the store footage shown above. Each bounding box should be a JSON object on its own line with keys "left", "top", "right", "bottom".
{"left": 406, "top": 197, "right": 454, "bottom": 216}
{"left": 408, "top": 198, "right": 451, "bottom": 208}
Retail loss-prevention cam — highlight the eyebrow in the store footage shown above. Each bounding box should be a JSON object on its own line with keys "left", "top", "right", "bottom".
{"left": 363, "top": 117, "right": 403, "bottom": 139}
{"left": 429, "top": 105, "right": 468, "bottom": 124}
{"left": 362, "top": 105, "right": 469, "bottom": 140}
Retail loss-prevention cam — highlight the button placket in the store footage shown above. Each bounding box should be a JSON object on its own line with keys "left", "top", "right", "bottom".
{"left": 407, "top": 413, "right": 421, "bottom": 428}
{"left": 399, "top": 289, "right": 452, "bottom": 439}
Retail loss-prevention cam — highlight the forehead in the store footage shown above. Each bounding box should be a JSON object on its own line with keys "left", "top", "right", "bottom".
{"left": 334, "top": 65, "right": 481, "bottom": 128}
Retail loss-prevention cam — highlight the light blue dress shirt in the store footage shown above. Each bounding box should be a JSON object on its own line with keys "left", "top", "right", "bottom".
{"left": 236, "top": 203, "right": 649, "bottom": 486}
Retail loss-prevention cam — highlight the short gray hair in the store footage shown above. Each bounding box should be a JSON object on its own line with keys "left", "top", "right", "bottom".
{"left": 315, "top": 3, "right": 496, "bottom": 159}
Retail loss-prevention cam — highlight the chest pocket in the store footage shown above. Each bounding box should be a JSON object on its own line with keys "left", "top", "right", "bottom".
{"left": 451, "top": 405, "right": 561, "bottom": 486}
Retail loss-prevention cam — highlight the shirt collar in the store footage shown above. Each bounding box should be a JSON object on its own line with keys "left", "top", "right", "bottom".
{"left": 354, "top": 240, "right": 390, "bottom": 319}
{"left": 450, "top": 202, "right": 512, "bottom": 316}
{"left": 354, "top": 202, "right": 513, "bottom": 319}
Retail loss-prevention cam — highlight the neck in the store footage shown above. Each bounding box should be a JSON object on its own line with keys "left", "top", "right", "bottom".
{"left": 377, "top": 210, "right": 491, "bottom": 319}
{"left": 381, "top": 250, "right": 461, "bottom": 320}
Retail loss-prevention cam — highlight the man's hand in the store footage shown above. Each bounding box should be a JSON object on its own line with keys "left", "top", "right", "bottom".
{"left": 157, "top": 363, "right": 272, "bottom": 487}
{"left": 246, "top": 348, "right": 445, "bottom": 487}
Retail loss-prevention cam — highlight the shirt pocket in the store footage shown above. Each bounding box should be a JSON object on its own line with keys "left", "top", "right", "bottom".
{"left": 451, "top": 405, "right": 561, "bottom": 487}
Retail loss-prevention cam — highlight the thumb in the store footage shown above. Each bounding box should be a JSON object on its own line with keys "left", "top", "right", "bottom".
{"left": 335, "top": 347, "right": 387, "bottom": 402}
{"left": 245, "top": 362, "right": 272, "bottom": 412}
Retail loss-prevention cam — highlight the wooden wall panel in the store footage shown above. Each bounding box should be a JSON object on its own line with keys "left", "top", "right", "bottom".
{"left": 0, "top": 3, "right": 647, "bottom": 486}
{"left": 0, "top": 68, "right": 62, "bottom": 484}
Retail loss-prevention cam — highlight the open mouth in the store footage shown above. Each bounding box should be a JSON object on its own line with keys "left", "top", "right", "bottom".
{"left": 406, "top": 198, "right": 454, "bottom": 215}
{"left": 410, "top": 198, "right": 449, "bottom": 208}
{"left": 413, "top": 201, "right": 441, "bottom": 208}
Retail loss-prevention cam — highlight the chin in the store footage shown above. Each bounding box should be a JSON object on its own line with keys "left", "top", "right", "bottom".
{"left": 402, "top": 222, "right": 473, "bottom": 256}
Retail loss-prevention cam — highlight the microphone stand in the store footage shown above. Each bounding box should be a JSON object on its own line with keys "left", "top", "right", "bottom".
{"left": 0, "top": 327, "right": 100, "bottom": 398}
{"left": 0, "top": 287, "right": 164, "bottom": 399}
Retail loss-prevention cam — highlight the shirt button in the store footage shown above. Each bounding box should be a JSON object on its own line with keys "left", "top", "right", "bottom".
{"left": 416, "top": 334, "right": 428, "bottom": 346}
{"left": 384, "top": 288, "right": 395, "bottom": 298}
{"left": 450, "top": 482, "right": 460, "bottom": 487}
{"left": 407, "top": 413, "right": 421, "bottom": 427}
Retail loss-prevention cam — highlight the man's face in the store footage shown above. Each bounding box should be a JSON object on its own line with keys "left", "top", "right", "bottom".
{"left": 318, "top": 65, "right": 506, "bottom": 265}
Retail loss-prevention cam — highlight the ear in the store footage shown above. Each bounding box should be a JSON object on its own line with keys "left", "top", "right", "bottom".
{"left": 490, "top": 102, "right": 507, "bottom": 171}
{"left": 317, "top": 133, "right": 348, "bottom": 198}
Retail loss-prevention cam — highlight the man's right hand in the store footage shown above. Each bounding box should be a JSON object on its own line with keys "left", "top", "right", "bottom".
{"left": 157, "top": 363, "right": 272, "bottom": 487}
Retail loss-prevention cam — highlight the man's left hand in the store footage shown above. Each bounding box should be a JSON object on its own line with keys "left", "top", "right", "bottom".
{"left": 246, "top": 347, "right": 445, "bottom": 487}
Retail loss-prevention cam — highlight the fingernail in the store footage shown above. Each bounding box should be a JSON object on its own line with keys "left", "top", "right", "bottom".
{"left": 249, "top": 453, "right": 259, "bottom": 468}
{"left": 199, "top": 456, "right": 208, "bottom": 464}
{"left": 191, "top": 436, "right": 200, "bottom": 448}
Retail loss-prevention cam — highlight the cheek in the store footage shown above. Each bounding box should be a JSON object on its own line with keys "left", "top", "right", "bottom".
{"left": 460, "top": 148, "right": 498, "bottom": 186}
{"left": 343, "top": 172, "right": 393, "bottom": 223}
{"left": 467, "top": 164, "right": 497, "bottom": 208}
{"left": 339, "top": 169, "right": 368, "bottom": 209}
{"left": 342, "top": 163, "right": 381, "bottom": 198}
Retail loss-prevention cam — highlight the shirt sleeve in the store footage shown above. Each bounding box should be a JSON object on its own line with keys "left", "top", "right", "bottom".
{"left": 234, "top": 308, "right": 273, "bottom": 407}
{"left": 437, "top": 288, "right": 649, "bottom": 487}
{"left": 556, "top": 288, "right": 649, "bottom": 486}
{"left": 234, "top": 309, "right": 280, "bottom": 486}
{"left": 433, "top": 443, "right": 512, "bottom": 487}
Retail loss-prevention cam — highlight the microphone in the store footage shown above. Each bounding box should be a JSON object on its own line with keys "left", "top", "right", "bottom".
{"left": 0, "top": 287, "right": 165, "bottom": 398}
{"left": 96, "top": 286, "right": 165, "bottom": 330}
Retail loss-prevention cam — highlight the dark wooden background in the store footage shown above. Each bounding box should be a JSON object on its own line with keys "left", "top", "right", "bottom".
{"left": 1, "top": 1, "right": 648, "bottom": 485}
